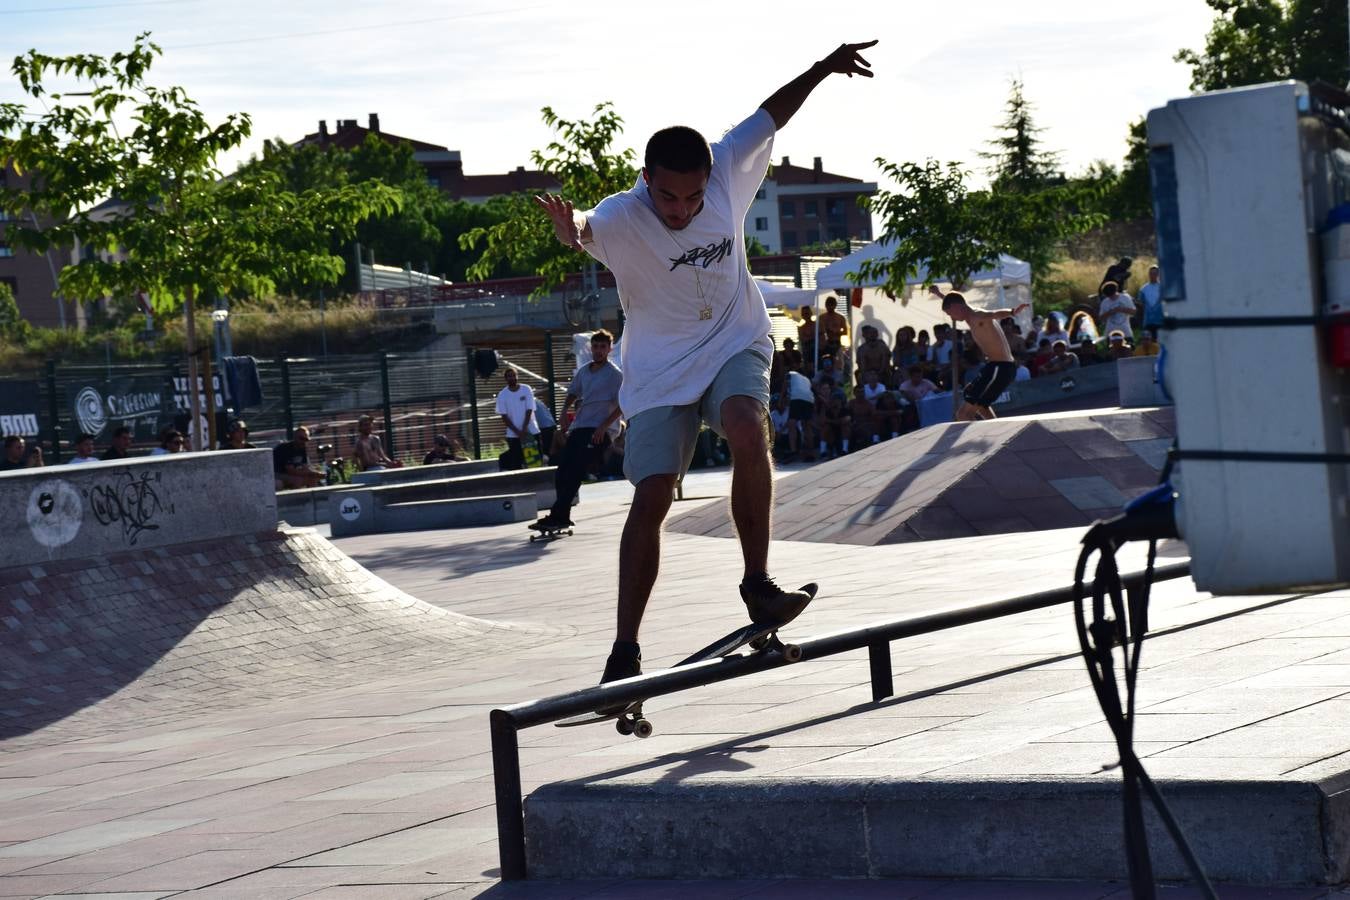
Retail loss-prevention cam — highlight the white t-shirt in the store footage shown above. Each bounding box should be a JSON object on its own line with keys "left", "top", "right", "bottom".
{"left": 1099, "top": 294, "right": 1136, "bottom": 339}
{"left": 1014, "top": 364, "right": 1032, "bottom": 382}
{"left": 786, "top": 370, "right": 814, "bottom": 404}
{"left": 496, "top": 384, "right": 540, "bottom": 436}
{"left": 932, "top": 339, "right": 953, "bottom": 366}
{"left": 67, "top": 455, "right": 100, "bottom": 465}
{"left": 862, "top": 383, "right": 888, "bottom": 406}
{"left": 584, "top": 109, "right": 776, "bottom": 419}
{"left": 769, "top": 406, "right": 790, "bottom": 434}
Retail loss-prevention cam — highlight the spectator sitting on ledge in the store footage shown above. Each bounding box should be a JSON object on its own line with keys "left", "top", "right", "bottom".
{"left": 1041, "top": 340, "right": 1082, "bottom": 374}
{"left": 150, "top": 427, "right": 185, "bottom": 455}
{"left": 1, "top": 435, "right": 27, "bottom": 471}
{"left": 1107, "top": 330, "right": 1134, "bottom": 360}
{"left": 273, "top": 425, "right": 325, "bottom": 490}
{"left": 354, "top": 415, "right": 401, "bottom": 471}
{"left": 223, "top": 419, "right": 255, "bottom": 450}
{"left": 423, "top": 434, "right": 470, "bottom": 465}
{"left": 101, "top": 425, "right": 133, "bottom": 460}
{"left": 1134, "top": 332, "right": 1161, "bottom": 357}
{"left": 67, "top": 433, "right": 100, "bottom": 465}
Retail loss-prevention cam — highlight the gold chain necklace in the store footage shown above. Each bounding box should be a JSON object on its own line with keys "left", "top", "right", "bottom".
{"left": 646, "top": 198, "right": 716, "bottom": 322}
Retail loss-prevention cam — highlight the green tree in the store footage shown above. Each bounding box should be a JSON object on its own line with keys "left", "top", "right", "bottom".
{"left": 980, "top": 77, "right": 1063, "bottom": 194}
{"left": 855, "top": 157, "right": 1105, "bottom": 298}
{"left": 0, "top": 33, "right": 399, "bottom": 446}
{"left": 1177, "top": 0, "right": 1349, "bottom": 91}
{"left": 745, "top": 235, "right": 770, "bottom": 257}
{"left": 460, "top": 102, "right": 637, "bottom": 297}
{"left": 0, "top": 279, "right": 30, "bottom": 342}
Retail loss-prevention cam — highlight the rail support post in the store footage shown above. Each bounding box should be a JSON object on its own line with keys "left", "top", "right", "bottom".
{"left": 869, "top": 641, "right": 894, "bottom": 702}
{"left": 491, "top": 709, "right": 527, "bottom": 880}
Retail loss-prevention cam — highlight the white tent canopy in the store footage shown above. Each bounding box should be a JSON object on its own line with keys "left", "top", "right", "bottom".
{"left": 753, "top": 277, "right": 816, "bottom": 309}
{"left": 814, "top": 241, "right": 1031, "bottom": 291}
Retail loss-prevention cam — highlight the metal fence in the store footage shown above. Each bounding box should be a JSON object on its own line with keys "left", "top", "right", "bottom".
{"left": 0, "top": 333, "right": 586, "bottom": 465}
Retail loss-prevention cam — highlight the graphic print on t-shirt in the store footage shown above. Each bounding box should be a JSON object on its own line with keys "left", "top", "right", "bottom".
{"left": 668, "top": 237, "right": 734, "bottom": 271}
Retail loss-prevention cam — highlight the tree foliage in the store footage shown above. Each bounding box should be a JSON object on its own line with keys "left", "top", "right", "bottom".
{"left": 0, "top": 279, "right": 30, "bottom": 342}
{"left": 460, "top": 102, "right": 637, "bottom": 297}
{"left": 856, "top": 158, "right": 1106, "bottom": 298}
{"left": 980, "top": 77, "right": 1063, "bottom": 194}
{"left": 1176, "top": 0, "right": 1349, "bottom": 91}
{"left": 0, "top": 33, "right": 400, "bottom": 314}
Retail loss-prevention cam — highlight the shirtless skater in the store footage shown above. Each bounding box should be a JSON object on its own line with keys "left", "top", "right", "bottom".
{"left": 536, "top": 40, "right": 878, "bottom": 685}
{"left": 942, "top": 291, "right": 1029, "bottom": 421}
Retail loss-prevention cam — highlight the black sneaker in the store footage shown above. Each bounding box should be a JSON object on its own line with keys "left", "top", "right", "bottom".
{"left": 598, "top": 647, "right": 642, "bottom": 715}
{"left": 740, "top": 576, "right": 818, "bottom": 627}
{"left": 528, "top": 516, "right": 554, "bottom": 531}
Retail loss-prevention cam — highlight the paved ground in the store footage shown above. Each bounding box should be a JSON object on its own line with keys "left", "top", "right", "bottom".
{"left": 2, "top": 457, "right": 1349, "bottom": 897}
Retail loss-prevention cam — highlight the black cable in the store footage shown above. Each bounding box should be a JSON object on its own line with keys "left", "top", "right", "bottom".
{"left": 1073, "top": 503, "right": 1217, "bottom": 900}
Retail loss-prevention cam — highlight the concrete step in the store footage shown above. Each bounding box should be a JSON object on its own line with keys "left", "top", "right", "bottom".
{"left": 350, "top": 459, "right": 499, "bottom": 485}
{"left": 525, "top": 775, "right": 1349, "bottom": 884}
{"left": 332, "top": 493, "right": 531, "bottom": 534}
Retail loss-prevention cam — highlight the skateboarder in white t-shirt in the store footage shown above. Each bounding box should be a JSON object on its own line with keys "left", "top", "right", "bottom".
{"left": 535, "top": 40, "right": 878, "bottom": 686}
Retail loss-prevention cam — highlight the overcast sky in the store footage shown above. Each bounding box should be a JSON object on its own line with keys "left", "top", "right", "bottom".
{"left": 1, "top": 0, "right": 1216, "bottom": 190}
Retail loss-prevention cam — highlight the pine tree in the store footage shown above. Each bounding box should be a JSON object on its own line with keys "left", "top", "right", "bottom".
{"left": 980, "top": 78, "right": 1063, "bottom": 194}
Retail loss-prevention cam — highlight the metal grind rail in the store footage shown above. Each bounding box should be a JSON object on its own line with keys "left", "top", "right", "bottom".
{"left": 489, "top": 562, "right": 1191, "bottom": 880}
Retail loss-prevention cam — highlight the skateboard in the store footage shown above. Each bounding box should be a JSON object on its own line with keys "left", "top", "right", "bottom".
{"left": 529, "top": 525, "right": 573, "bottom": 543}
{"left": 554, "top": 588, "right": 816, "bottom": 738}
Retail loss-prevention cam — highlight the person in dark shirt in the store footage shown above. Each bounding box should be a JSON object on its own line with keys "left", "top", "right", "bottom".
{"left": 223, "top": 419, "right": 256, "bottom": 450}
{"left": 423, "top": 434, "right": 469, "bottom": 465}
{"left": 1, "top": 435, "right": 26, "bottom": 471}
{"left": 273, "top": 425, "right": 324, "bottom": 490}
{"left": 100, "top": 426, "right": 133, "bottom": 461}
{"left": 1100, "top": 256, "right": 1133, "bottom": 296}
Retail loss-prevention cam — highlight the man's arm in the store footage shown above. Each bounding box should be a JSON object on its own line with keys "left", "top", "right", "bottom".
{"left": 534, "top": 194, "right": 592, "bottom": 251}
{"left": 760, "top": 40, "right": 878, "bottom": 130}
{"left": 966, "top": 303, "right": 1030, "bottom": 323}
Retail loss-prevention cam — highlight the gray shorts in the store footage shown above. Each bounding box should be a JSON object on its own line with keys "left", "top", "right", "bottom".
{"left": 623, "top": 348, "right": 770, "bottom": 485}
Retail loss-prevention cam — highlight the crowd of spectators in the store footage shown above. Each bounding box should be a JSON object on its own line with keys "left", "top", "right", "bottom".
{"left": 768, "top": 261, "right": 1163, "bottom": 461}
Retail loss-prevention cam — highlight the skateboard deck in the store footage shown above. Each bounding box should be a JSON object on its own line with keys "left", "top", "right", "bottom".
{"left": 529, "top": 525, "right": 573, "bottom": 543}
{"left": 555, "top": 587, "right": 816, "bottom": 738}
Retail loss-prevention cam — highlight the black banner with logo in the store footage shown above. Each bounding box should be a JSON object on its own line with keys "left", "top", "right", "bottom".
{"left": 0, "top": 380, "right": 42, "bottom": 438}
{"left": 69, "top": 375, "right": 175, "bottom": 441}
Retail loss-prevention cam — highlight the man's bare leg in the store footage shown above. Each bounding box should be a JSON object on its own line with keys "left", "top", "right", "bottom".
{"left": 720, "top": 395, "right": 772, "bottom": 577}
{"left": 955, "top": 402, "right": 981, "bottom": 422}
{"left": 615, "top": 473, "right": 677, "bottom": 643}
{"left": 976, "top": 403, "right": 997, "bottom": 420}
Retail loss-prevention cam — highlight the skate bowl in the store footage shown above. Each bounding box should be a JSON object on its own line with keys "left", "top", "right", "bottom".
{"left": 0, "top": 451, "right": 561, "bottom": 745}
{"left": 667, "top": 407, "right": 1175, "bottom": 545}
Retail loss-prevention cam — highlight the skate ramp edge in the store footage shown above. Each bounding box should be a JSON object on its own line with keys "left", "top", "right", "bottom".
{"left": 667, "top": 407, "right": 1176, "bottom": 545}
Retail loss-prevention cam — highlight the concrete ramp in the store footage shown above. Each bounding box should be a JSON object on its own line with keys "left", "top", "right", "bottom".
{"left": 668, "top": 407, "right": 1175, "bottom": 545}
{"left": 0, "top": 452, "right": 561, "bottom": 747}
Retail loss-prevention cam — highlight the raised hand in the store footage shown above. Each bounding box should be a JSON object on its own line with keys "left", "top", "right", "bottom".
{"left": 820, "top": 40, "right": 878, "bottom": 78}
{"left": 533, "top": 193, "right": 585, "bottom": 252}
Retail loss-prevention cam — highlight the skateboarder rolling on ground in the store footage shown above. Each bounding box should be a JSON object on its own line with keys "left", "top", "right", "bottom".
{"left": 535, "top": 39, "right": 879, "bottom": 685}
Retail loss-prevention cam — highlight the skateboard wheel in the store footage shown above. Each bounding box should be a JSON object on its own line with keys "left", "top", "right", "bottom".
{"left": 782, "top": 643, "right": 802, "bottom": 663}
{"left": 633, "top": 718, "right": 654, "bottom": 739}
{"left": 749, "top": 634, "right": 769, "bottom": 651}
{"left": 616, "top": 718, "right": 634, "bottom": 736}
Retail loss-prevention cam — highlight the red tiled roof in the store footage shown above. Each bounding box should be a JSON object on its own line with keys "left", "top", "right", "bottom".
{"left": 771, "top": 163, "right": 865, "bottom": 186}
{"left": 457, "top": 170, "right": 560, "bottom": 197}
{"left": 295, "top": 125, "right": 448, "bottom": 153}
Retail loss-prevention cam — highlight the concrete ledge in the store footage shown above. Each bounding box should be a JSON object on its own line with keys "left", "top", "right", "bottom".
{"left": 275, "top": 483, "right": 351, "bottom": 527}
{"left": 350, "top": 459, "right": 499, "bottom": 485}
{"left": 525, "top": 776, "right": 1350, "bottom": 885}
{"left": 373, "top": 493, "right": 535, "bottom": 533}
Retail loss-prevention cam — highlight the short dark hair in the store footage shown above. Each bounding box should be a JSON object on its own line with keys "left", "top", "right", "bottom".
{"left": 645, "top": 126, "right": 711, "bottom": 174}
{"left": 907, "top": 365, "right": 923, "bottom": 376}
{"left": 112, "top": 425, "right": 132, "bottom": 438}
{"left": 3, "top": 435, "right": 21, "bottom": 450}
{"left": 941, "top": 291, "right": 967, "bottom": 312}
{"left": 591, "top": 328, "right": 614, "bottom": 344}
{"left": 1101, "top": 281, "right": 1119, "bottom": 296}
{"left": 76, "top": 432, "right": 94, "bottom": 444}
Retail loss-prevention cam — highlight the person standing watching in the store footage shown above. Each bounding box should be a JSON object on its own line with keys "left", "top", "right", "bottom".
{"left": 495, "top": 367, "right": 537, "bottom": 471}
{"left": 531, "top": 329, "right": 623, "bottom": 532}
{"left": 533, "top": 39, "right": 877, "bottom": 686}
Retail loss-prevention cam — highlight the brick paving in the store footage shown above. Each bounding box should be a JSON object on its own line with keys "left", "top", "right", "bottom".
{"left": 0, "top": 436, "right": 1347, "bottom": 897}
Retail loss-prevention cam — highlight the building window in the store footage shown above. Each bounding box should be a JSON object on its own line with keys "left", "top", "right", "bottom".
{"left": 755, "top": 188, "right": 766, "bottom": 200}
{"left": 754, "top": 217, "right": 768, "bottom": 231}
{"left": 828, "top": 226, "right": 847, "bottom": 242}
{"left": 0, "top": 243, "right": 12, "bottom": 259}
{"left": 827, "top": 198, "right": 845, "bottom": 222}
{"left": 782, "top": 230, "right": 797, "bottom": 249}
{"left": 804, "top": 200, "right": 818, "bottom": 218}
{"left": 426, "top": 175, "right": 441, "bottom": 188}
{"left": 780, "top": 200, "right": 795, "bottom": 218}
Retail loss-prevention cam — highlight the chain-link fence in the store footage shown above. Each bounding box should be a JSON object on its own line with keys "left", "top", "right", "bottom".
{"left": 0, "top": 333, "right": 587, "bottom": 466}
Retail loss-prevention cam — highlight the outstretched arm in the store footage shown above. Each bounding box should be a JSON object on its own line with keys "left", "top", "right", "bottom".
{"left": 533, "top": 194, "right": 592, "bottom": 252}
{"left": 760, "top": 40, "right": 878, "bottom": 130}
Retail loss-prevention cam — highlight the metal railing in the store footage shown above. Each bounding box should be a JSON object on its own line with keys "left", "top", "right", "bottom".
{"left": 488, "top": 561, "right": 1191, "bottom": 880}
